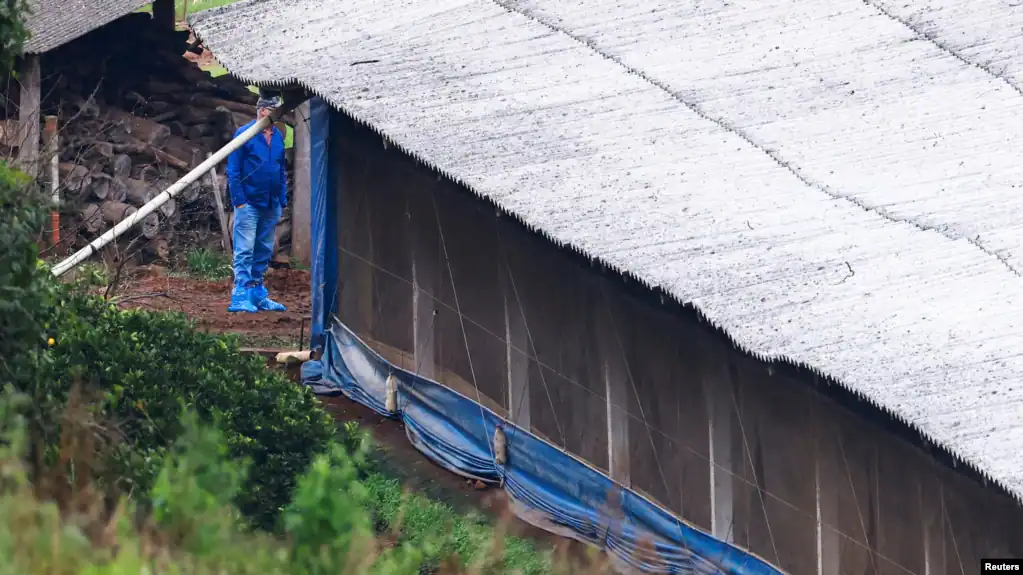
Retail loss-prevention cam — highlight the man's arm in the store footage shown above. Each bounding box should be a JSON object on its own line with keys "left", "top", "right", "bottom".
{"left": 227, "top": 135, "right": 245, "bottom": 207}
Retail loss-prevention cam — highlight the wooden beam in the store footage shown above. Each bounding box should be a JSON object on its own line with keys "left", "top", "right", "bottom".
{"left": 920, "top": 476, "right": 946, "bottom": 575}
{"left": 291, "top": 101, "right": 312, "bottom": 265}
{"left": 705, "top": 361, "right": 737, "bottom": 543}
{"left": 43, "top": 116, "right": 59, "bottom": 248}
{"left": 16, "top": 54, "right": 40, "bottom": 178}
{"left": 815, "top": 395, "right": 841, "bottom": 575}
{"left": 412, "top": 257, "right": 436, "bottom": 381}
{"left": 598, "top": 288, "right": 630, "bottom": 486}
{"left": 206, "top": 153, "right": 231, "bottom": 253}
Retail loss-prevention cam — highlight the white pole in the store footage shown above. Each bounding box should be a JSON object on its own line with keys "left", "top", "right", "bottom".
{"left": 51, "top": 106, "right": 289, "bottom": 278}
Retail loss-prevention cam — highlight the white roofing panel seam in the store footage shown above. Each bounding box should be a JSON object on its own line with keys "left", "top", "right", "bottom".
{"left": 863, "top": 0, "right": 1023, "bottom": 95}
{"left": 501, "top": 0, "right": 1023, "bottom": 269}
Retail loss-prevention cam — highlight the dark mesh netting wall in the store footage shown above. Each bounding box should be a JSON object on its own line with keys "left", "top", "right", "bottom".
{"left": 326, "top": 115, "right": 1023, "bottom": 574}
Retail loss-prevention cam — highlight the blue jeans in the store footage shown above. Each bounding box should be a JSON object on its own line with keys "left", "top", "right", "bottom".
{"left": 233, "top": 203, "right": 281, "bottom": 288}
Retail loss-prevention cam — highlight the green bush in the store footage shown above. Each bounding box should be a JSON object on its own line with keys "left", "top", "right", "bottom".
{"left": 0, "top": 163, "right": 52, "bottom": 389}
{"left": 0, "top": 394, "right": 572, "bottom": 574}
{"left": 0, "top": 160, "right": 337, "bottom": 529}
{"left": 0, "top": 0, "right": 30, "bottom": 75}
{"left": 46, "top": 306, "right": 337, "bottom": 529}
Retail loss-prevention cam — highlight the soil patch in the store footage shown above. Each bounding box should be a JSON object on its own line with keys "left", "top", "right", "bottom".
{"left": 116, "top": 266, "right": 311, "bottom": 346}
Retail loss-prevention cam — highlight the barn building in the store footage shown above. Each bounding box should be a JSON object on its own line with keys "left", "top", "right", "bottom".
{"left": 14, "top": 0, "right": 179, "bottom": 175}
{"left": 193, "top": 0, "right": 1023, "bottom": 573}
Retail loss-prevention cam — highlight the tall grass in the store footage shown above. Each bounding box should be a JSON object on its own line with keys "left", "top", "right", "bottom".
{"left": 364, "top": 473, "right": 553, "bottom": 575}
{"left": 185, "top": 247, "right": 232, "bottom": 280}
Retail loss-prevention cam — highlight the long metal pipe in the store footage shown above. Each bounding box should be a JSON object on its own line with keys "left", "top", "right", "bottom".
{"left": 51, "top": 103, "right": 296, "bottom": 278}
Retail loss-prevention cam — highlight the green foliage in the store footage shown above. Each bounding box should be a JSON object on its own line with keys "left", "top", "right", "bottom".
{"left": 284, "top": 443, "right": 376, "bottom": 574}
{"left": 185, "top": 247, "right": 232, "bottom": 281}
{"left": 0, "top": 167, "right": 336, "bottom": 529}
{"left": 0, "top": 396, "right": 563, "bottom": 574}
{"left": 151, "top": 411, "right": 247, "bottom": 555}
{"left": 0, "top": 162, "right": 51, "bottom": 389}
{"left": 0, "top": 0, "right": 30, "bottom": 75}
{"left": 364, "top": 473, "right": 553, "bottom": 575}
{"left": 46, "top": 307, "right": 337, "bottom": 529}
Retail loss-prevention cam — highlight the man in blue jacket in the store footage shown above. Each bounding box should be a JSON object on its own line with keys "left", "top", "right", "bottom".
{"left": 226, "top": 96, "right": 289, "bottom": 313}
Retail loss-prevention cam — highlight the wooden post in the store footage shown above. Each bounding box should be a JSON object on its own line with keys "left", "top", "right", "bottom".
{"left": 815, "top": 395, "right": 841, "bottom": 575}
{"left": 206, "top": 152, "right": 232, "bottom": 253}
{"left": 598, "top": 289, "right": 630, "bottom": 486}
{"left": 43, "top": 116, "right": 59, "bottom": 249}
{"left": 152, "top": 0, "right": 176, "bottom": 30}
{"left": 412, "top": 257, "right": 436, "bottom": 380}
{"left": 705, "top": 362, "right": 737, "bottom": 543}
{"left": 291, "top": 101, "right": 312, "bottom": 265}
{"left": 16, "top": 54, "right": 40, "bottom": 178}
{"left": 920, "top": 477, "right": 946, "bottom": 575}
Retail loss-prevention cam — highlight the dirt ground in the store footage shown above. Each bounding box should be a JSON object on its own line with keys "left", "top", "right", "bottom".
{"left": 116, "top": 266, "right": 312, "bottom": 348}
{"left": 115, "top": 266, "right": 591, "bottom": 564}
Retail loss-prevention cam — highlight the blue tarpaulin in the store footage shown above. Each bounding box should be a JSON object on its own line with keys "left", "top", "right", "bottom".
{"left": 307, "top": 96, "right": 336, "bottom": 351}
{"left": 301, "top": 321, "right": 785, "bottom": 575}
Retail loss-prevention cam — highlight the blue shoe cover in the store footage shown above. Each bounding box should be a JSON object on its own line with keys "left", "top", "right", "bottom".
{"left": 250, "top": 284, "right": 287, "bottom": 312}
{"left": 227, "top": 286, "right": 258, "bottom": 313}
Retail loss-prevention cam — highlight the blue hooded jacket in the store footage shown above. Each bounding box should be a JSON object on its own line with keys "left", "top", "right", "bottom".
{"left": 226, "top": 120, "right": 288, "bottom": 208}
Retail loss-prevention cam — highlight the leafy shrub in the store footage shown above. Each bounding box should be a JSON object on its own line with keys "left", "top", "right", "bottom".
{"left": 0, "top": 161, "right": 335, "bottom": 529}
{"left": 0, "top": 0, "right": 30, "bottom": 74}
{"left": 0, "top": 163, "right": 52, "bottom": 389}
{"left": 46, "top": 307, "right": 337, "bottom": 529}
{"left": 0, "top": 392, "right": 570, "bottom": 574}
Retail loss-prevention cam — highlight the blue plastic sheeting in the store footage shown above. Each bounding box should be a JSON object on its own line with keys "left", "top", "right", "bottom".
{"left": 302, "top": 321, "right": 786, "bottom": 575}
{"left": 307, "top": 97, "right": 336, "bottom": 350}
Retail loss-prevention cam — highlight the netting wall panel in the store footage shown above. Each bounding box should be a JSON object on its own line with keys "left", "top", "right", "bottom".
{"left": 731, "top": 361, "right": 818, "bottom": 575}
{"left": 502, "top": 224, "right": 608, "bottom": 470}
{"left": 333, "top": 123, "right": 413, "bottom": 360}
{"left": 431, "top": 190, "right": 508, "bottom": 412}
{"left": 326, "top": 113, "right": 1023, "bottom": 574}
{"left": 614, "top": 293, "right": 713, "bottom": 531}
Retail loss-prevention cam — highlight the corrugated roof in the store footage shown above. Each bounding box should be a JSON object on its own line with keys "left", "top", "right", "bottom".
{"left": 191, "top": 0, "right": 1023, "bottom": 501}
{"left": 25, "top": 0, "right": 152, "bottom": 53}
